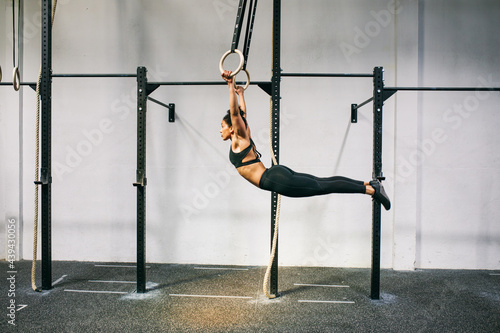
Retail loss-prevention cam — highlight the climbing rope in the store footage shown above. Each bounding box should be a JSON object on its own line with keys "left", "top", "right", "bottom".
{"left": 32, "top": 0, "right": 57, "bottom": 292}
{"left": 32, "top": 69, "right": 42, "bottom": 292}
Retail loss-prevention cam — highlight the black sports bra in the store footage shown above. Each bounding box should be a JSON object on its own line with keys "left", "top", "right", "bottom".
{"left": 229, "top": 139, "right": 262, "bottom": 168}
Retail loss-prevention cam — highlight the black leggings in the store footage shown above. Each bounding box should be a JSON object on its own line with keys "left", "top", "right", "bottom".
{"left": 258, "top": 165, "right": 366, "bottom": 198}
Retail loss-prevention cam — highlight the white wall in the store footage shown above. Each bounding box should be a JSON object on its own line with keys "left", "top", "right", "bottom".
{"left": 1, "top": 0, "right": 499, "bottom": 270}
{"left": 414, "top": 0, "right": 500, "bottom": 269}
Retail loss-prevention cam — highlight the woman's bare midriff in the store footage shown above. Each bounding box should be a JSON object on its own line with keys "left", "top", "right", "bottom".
{"left": 236, "top": 161, "right": 267, "bottom": 187}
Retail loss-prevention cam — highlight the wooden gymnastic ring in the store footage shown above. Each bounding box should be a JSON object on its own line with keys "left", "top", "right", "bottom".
{"left": 219, "top": 49, "right": 244, "bottom": 78}
{"left": 234, "top": 69, "right": 251, "bottom": 90}
{"left": 13, "top": 67, "right": 20, "bottom": 91}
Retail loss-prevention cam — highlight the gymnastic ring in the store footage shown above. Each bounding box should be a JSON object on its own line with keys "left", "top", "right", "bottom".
{"left": 13, "top": 67, "right": 20, "bottom": 91}
{"left": 219, "top": 49, "right": 244, "bottom": 78}
{"left": 234, "top": 69, "right": 251, "bottom": 90}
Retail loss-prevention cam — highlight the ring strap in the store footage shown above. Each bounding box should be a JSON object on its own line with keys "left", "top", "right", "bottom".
{"left": 231, "top": 0, "right": 248, "bottom": 52}
{"left": 242, "top": 0, "right": 258, "bottom": 70}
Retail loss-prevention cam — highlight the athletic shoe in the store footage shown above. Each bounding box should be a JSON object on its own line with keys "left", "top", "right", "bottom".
{"left": 369, "top": 180, "right": 391, "bottom": 211}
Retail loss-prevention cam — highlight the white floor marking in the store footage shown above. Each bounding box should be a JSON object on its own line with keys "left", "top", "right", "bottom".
{"left": 169, "top": 294, "right": 252, "bottom": 299}
{"left": 294, "top": 283, "right": 349, "bottom": 288}
{"left": 193, "top": 267, "right": 249, "bottom": 271}
{"left": 52, "top": 275, "right": 68, "bottom": 286}
{"left": 89, "top": 280, "right": 136, "bottom": 284}
{"left": 17, "top": 305, "right": 28, "bottom": 311}
{"left": 298, "top": 300, "right": 355, "bottom": 304}
{"left": 489, "top": 273, "right": 500, "bottom": 276}
{"left": 64, "top": 289, "right": 128, "bottom": 295}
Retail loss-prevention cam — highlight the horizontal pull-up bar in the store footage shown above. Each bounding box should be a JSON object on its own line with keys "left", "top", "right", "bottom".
{"left": 0, "top": 74, "right": 136, "bottom": 88}
{"left": 385, "top": 87, "right": 500, "bottom": 91}
{"left": 0, "top": 82, "right": 36, "bottom": 86}
{"left": 148, "top": 80, "right": 270, "bottom": 86}
{"left": 52, "top": 73, "right": 137, "bottom": 78}
{"left": 281, "top": 73, "right": 373, "bottom": 78}
{"left": 2, "top": 78, "right": 273, "bottom": 94}
{"left": 1, "top": 79, "right": 264, "bottom": 85}
{"left": 148, "top": 80, "right": 273, "bottom": 95}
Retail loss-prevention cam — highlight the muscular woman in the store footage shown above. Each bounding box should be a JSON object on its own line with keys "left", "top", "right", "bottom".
{"left": 220, "top": 70, "right": 390, "bottom": 210}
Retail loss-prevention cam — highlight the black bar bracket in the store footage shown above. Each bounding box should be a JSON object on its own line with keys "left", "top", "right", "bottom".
{"left": 133, "top": 169, "right": 147, "bottom": 187}
{"left": 169, "top": 105, "right": 175, "bottom": 122}
{"left": 34, "top": 168, "right": 52, "bottom": 185}
{"left": 258, "top": 82, "right": 272, "bottom": 96}
{"left": 351, "top": 96, "right": 374, "bottom": 123}
{"left": 382, "top": 89, "right": 397, "bottom": 103}
{"left": 147, "top": 97, "right": 175, "bottom": 122}
{"left": 351, "top": 104, "right": 358, "bottom": 123}
{"left": 146, "top": 83, "right": 160, "bottom": 96}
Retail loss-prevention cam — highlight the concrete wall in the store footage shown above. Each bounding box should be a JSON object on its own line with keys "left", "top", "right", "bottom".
{"left": 1, "top": 0, "right": 499, "bottom": 270}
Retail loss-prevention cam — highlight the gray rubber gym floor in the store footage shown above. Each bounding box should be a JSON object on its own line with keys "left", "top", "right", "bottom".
{"left": 1, "top": 260, "right": 499, "bottom": 332}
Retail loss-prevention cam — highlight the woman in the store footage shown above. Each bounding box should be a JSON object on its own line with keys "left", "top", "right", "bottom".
{"left": 220, "top": 70, "right": 391, "bottom": 210}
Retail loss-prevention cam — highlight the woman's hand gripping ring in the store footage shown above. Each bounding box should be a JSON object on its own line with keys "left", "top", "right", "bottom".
{"left": 13, "top": 67, "right": 20, "bottom": 91}
{"left": 219, "top": 49, "right": 245, "bottom": 78}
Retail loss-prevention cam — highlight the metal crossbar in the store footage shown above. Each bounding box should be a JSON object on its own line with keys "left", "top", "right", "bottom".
{"left": 282, "top": 73, "right": 373, "bottom": 78}
{"left": 385, "top": 87, "right": 500, "bottom": 91}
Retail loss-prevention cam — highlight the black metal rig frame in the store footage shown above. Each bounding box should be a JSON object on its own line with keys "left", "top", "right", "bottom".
{"left": 2, "top": 0, "right": 499, "bottom": 298}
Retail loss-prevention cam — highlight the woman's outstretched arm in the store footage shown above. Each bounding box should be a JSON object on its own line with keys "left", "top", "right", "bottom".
{"left": 235, "top": 85, "right": 247, "bottom": 117}
{"left": 222, "top": 70, "right": 248, "bottom": 139}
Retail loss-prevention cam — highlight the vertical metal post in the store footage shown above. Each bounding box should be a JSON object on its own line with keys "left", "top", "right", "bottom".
{"left": 135, "top": 67, "right": 148, "bottom": 293}
{"left": 41, "top": 0, "right": 52, "bottom": 291}
{"left": 270, "top": 0, "right": 281, "bottom": 296}
{"left": 371, "top": 67, "right": 384, "bottom": 299}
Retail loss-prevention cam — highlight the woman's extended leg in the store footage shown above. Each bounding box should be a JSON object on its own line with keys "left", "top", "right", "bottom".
{"left": 259, "top": 165, "right": 366, "bottom": 197}
{"left": 258, "top": 165, "right": 390, "bottom": 210}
